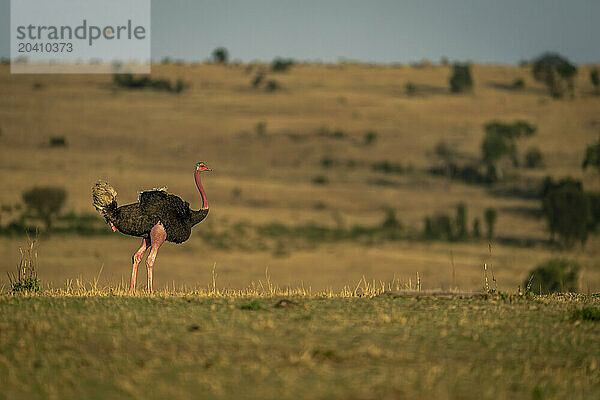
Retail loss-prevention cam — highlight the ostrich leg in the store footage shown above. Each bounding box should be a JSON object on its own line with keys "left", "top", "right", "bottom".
{"left": 146, "top": 222, "right": 167, "bottom": 294}
{"left": 130, "top": 238, "right": 149, "bottom": 293}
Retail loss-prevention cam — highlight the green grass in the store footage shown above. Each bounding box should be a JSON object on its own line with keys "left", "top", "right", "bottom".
{"left": 0, "top": 293, "right": 598, "bottom": 399}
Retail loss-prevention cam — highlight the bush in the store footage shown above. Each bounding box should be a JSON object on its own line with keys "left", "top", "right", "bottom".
{"left": 49, "top": 136, "right": 67, "bottom": 147}
{"left": 511, "top": 78, "right": 525, "bottom": 90}
{"left": 381, "top": 209, "right": 401, "bottom": 231}
{"left": 532, "top": 53, "right": 577, "bottom": 98}
{"left": 212, "top": 47, "right": 229, "bottom": 64}
{"left": 524, "top": 258, "right": 580, "bottom": 294}
{"left": 22, "top": 186, "right": 67, "bottom": 232}
{"left": 449, "top": 63, "right": 473, "bottom": 93}
{"left": 251, "top": 73, "right": 265, "bottom": 88}
{"left": 371, "top": 161, "right": 404, "bottom": 174}
{"left": 542, "top": 179, "right": 590, "bottom": 247}
{"left": 524, "top": 147, "right": 544, "bottom": 168}
{"left": 590, "top": 69, "right": 599, "bottom": 90}
{"left": 8, "top": 235, "right": 40, "bottom": 293}
{"left": 582, "top": 138, "right": 600, "bottom": 172}
{"left": 363, "top": 131, "right": 378, "bottom": 146}
{"left": 405, "top": 82, "right": 417, "bottom": 95}
{"left": 311, "top": 175, "right": 329, "bottom": 185}
{"left": 482, "top": 131, "right": 515, "bottom": 169}
{"left": 265, "top": 80, "right": 279, "bottom": 92}
{"left": 427, "top": 214, "right": 454, "bottom": 240}
{"left": 455, "top": 203, "right": 468, "bottom": 240}
{"left": 271, "top": 58, "right": 294, "bottom": 72}
{"left": 484, "top": 121, "right": 536, "bottom": 139}
{"left": 484, "top": 208, "right": 497, "bottom": 240}
{"left": 320, "top": 157, "right": 336, "bottom": 169}
{"left": 113, "top": 74, "right": 188, "bottom": 93}
{"left": 472, "top": 217, "right": 482, "bottom": 238}
{"left": 571, "top": 306, "right": 600, "bottom": 322}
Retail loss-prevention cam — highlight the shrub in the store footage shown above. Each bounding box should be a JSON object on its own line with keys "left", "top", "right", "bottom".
{"left": 472, "top": 217, "right": 482, "bottom": 238}
{"left": 423, "top": 213, "right": 453, "bottom": 241}
{"left": 582, "top": 138, "right": 600, "bottom": 172}
{"left": 590, "top": 69, "right": 599, "bottom": 90}
{"left": 251, "top": 73, "right": 265, "bottom": 88}
{"left": 49, "top": 136, "right": 67, "bottom": 147}
{"left": 524, "top": 258, "right": 580, "bottom": 294}
{"left": 320, "top": 157, "right": 336, "bottom": 168}
{"left": 587, "top": 193, "right": 600, "bottom": 232}
{"left": 255, "top": 121, "right": 267, "bottom": 136}
{"left": 363, "top": 131, "right": 378, "bottom": 146}
{"left": 8, "top": 235, "right": 40, "bottom": 293}
{"left": 511, "top": 78, "right": 525, "bottom": 90}
{"left": 449, "top": 63, "right": 473, "bottom": 93}
{"left": 22, "top": 186, "right": 67, "bottom": 232}
{"left": 524, "top": 147, "right": 543, "bottom": 168}
{"left": 212, "top": 47, "right": 229, "bottom": 64}
{"left": 542, "top": 179, "right": 590, "bottom": 247}
{"left": 265, "top": 80, "right": 279, "bottom": 92}
{"left": 532, "top": 53, "right": 577, "bottom": 98}
{"left": 311, "top": 175, "right": 329, "bottom": 185}
{"left": 271, "top": 58, "right": 294, "bottom": 72}
{"left": 455, "top": 203, "right": 468, "bottom": 240}
{"left": 484, "top": 121, "right": 536, "bottom": 139}
{"left": 381, "top": 209, "right": 401, "bottom": 230}
{"left": 481, "top": 131, "right": 515, "bottom": 169}
{"left": 571, "top": 306, "right": 600, "bottom": 322}
{"left": 484, "top": 208, "right": 497, "bottom": 240}
{"left": 405, "top": 82, "right": 417, "bottom": 95}
{"left": 113, "top": 74, "right": 188, "bottom": 93}
{"left": 371, "top": 161, "right": 403, "bottom": 174}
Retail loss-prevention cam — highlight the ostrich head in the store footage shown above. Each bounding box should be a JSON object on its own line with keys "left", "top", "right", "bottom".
{"left": 195, "top": 162, "right": 212, "bottom": 172}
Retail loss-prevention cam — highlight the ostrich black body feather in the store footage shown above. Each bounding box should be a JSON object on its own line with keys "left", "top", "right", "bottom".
{"left": 104, "top": 190, "right": 209, "bottom": 244}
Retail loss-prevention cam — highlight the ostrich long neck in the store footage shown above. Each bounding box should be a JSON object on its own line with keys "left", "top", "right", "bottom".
{"left": 190, "top": 170, "right": 209, "bottom": 227}
{"left": 195, "top": 169, "right": 208, "bottom": 209}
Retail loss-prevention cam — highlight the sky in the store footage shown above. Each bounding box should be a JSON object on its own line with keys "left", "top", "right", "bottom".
{"left": 1, "top": 0, "right": 599, "bottom": 64}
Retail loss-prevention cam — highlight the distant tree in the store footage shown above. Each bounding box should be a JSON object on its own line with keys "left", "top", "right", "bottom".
{"left": 449, "top": 63, "right": 473, "bottom": 93}
{"left": 481, "top": 120, "right": 536, "bottom": 179}
{"left": 484, "top": 208, "right": 497, "bottom": 241}
{"left": 531, "top": 52, "right": 577, "bottom": 98}
{"left": 524, "top": 147, "right": 544, "bottom": 168}
{"left": 590, "top": 69, "right": 599, "bottom": 92}
{"left": 455, "top": 203, "right": 468, "bottom": 240}
{"left": 405, "top": 82, "right": 417, "bottom": 95}
{"left": 381, "top": 209, "right": 401, "bottom": 230}
{"left": 524, "top": 258, "right": 580, "bottom": 294}
{"left": 511, "top": 78, "right": 525, "bottom": 90}
{"left": 22, "top": 186, "right": 67, "bottom": 232}
{"left": 271, "top": 58, "right": 294, "bottom": 72}
{"left": 472, "top": 217, "right": 482, "bottom": 238}
{"left": 582, "top": 138, "right": 600, "bottom": 172}
{"left": 363, "top": 131, "right": 378, "bottom": 146}
{"left": 212, "top": 47, "right": 229, "bottom": 64}
{"left": 542, "top": 179, "right": 590, "bottom": 247}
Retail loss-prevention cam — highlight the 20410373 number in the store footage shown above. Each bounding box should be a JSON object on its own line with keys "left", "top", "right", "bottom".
{"left": 17, "top": 42, "right": 73, "bottom": 53}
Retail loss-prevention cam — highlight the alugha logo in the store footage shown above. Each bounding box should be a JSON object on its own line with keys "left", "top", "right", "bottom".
{"left": 15, "top": 20, "right": 147, "bottom": 46}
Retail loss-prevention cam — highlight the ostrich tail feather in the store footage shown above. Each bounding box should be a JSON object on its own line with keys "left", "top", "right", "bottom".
{"left": 92, "top": 181, "right": 118, "bottom": 214}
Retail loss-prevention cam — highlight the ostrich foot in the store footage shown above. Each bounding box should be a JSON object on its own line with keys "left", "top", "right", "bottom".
{"left": 146, "top": 222, "right": 167, "bottom": 294}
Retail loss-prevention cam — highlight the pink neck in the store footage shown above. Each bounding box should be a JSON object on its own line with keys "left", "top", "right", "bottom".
{"left": 194, "top": 170, "right": 208, "bottom": 210}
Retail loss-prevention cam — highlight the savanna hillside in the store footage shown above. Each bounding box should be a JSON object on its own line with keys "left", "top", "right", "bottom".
{"left": 0, "top": 61, "right": 599, "bottom": 291}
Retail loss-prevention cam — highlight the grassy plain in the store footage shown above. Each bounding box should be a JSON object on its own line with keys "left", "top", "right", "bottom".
{"left": 0, "top": 293, "right": 598, "bottom": 400}
{"left": 1, "top": 62, "right": 600, "bottom": 291}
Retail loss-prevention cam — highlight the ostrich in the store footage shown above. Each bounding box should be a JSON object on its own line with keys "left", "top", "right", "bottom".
{"left": 91, "top": 162, "right": 212, "bottom": 293}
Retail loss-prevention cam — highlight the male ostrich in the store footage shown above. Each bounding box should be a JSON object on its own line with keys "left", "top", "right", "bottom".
{"left": 92, "top": 162, "right": 212, "bottom": 293}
